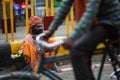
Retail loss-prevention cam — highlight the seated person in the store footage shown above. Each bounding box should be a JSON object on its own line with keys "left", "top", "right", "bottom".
{"left": 13, "top": 0, "right": 25, "bottom": 22}
{"left": 18, "top": 16, "right": 59, "bottom": 72}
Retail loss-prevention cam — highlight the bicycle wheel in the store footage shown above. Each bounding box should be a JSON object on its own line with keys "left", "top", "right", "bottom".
{"left": 0, "top": 71, "right": 40, "bottom": 80}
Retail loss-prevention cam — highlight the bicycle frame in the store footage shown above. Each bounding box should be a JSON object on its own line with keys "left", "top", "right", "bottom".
{"left": 37, "top": 54, "right": 70, "bottom": 80}
{"left": 36, "top": 33, "right": 120, "bottom": 80}
{"left": 96, "top": 39, "right": 120, "bottom": 80}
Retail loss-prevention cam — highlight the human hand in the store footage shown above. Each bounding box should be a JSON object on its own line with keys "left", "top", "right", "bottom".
{"left": 62, "top": 37, "right": 75, "bottom": 50}
{"left": 44, "top": 30, "right": 54, "bottom": 40}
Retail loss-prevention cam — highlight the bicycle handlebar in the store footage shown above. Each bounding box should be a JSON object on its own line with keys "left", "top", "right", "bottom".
{"left": 36, "top": 33, "right": 64, "bottom": 48}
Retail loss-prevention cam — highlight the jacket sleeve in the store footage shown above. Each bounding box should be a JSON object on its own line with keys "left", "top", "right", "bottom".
{"left": 69, "top": 0, "right": 101, "bottom": 40}
{"left": 49, "top": 0, "right": 74, "bottom": 32}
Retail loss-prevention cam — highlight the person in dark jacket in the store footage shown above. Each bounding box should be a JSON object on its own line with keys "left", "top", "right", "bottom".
{"left": 44, "top": 0, "right": 120, "bottom": 80}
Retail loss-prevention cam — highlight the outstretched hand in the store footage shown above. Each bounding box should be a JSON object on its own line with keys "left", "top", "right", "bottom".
{"left": 62, "top": 37, "right": 75, "bottom": 50}
{"left": 44, "top": 31, "right": 75, "bottom": 50}
{"left": 44, "top": 30, "right": 53, "bottom": 39}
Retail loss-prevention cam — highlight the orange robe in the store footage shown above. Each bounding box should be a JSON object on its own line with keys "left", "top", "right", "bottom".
{"left": 22, "top": 34, "right": 56, "bottom": 72}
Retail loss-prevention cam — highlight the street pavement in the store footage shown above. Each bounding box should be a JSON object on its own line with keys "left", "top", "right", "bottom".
{"left": 41, "top": 63, "right": 113, "bottom": 80}
{"left": 40, "top": 56, "right": 114, "bottom": 80}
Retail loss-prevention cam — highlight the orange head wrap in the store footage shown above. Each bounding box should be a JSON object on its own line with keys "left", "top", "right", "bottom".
{"left": 28, "top": 16, "right": 42, "bottom": 33}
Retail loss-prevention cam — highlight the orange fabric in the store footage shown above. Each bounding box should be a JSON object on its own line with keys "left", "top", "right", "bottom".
{"left": 28, "top": 16, "right": 43, "bottom": 34}
{"left": 75, "top": 0, "right": 87, "bottom": 22}
{"left": 29, "top": 16, "right": 42, "bottom": 28}
{"left": 48, "top": 38, "right": 56, "bottom": 43}
{"left": 21, "top": 16, "right": 43, "bottom": 72}
{"left": 44, "top": 38, "right": 57, "bottom": 68}
{"left": 75, "top": 0, "right": 98, "bottom": 25}
{"left": 24, "top": 34, "right": 34, "bottom": 45}
{"left": 22, "top": 36, "right": 57, "bottom": 72}
{"left": 23, "top": 42, "right": 41, "bottom": 72}
{"left": 43, "top": 38, "right": 56, "bottom": 57}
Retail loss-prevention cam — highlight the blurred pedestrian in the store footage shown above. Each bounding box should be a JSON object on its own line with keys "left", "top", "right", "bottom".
{"left": 13, "top": 0, "right": 25, "bottom": 22}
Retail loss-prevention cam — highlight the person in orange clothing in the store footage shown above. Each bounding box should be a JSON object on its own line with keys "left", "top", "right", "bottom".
{"left": 19, "top": 16, "right": 60, "bottom": 72}
{"left": 18, "top": 16, "right": 44, "bottom": 72}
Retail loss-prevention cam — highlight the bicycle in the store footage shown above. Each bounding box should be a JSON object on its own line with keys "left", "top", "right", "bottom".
{"left": 0, "top": 33, "right": 119, "bottom": 80}
{"left": 0, "top": 33, "right": 69, "bottom": 80}
{"left": 94, "top": 37, "right": 120, "bottom": 80}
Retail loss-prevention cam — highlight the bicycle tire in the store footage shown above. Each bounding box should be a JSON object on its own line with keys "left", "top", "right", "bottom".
{"left": 0, "top": 71, "right": 40, "bottom": 80}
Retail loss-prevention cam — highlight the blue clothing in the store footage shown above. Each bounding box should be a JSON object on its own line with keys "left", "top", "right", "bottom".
{"left": 13, "top": 1, "right": 25, "bottom": 16}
